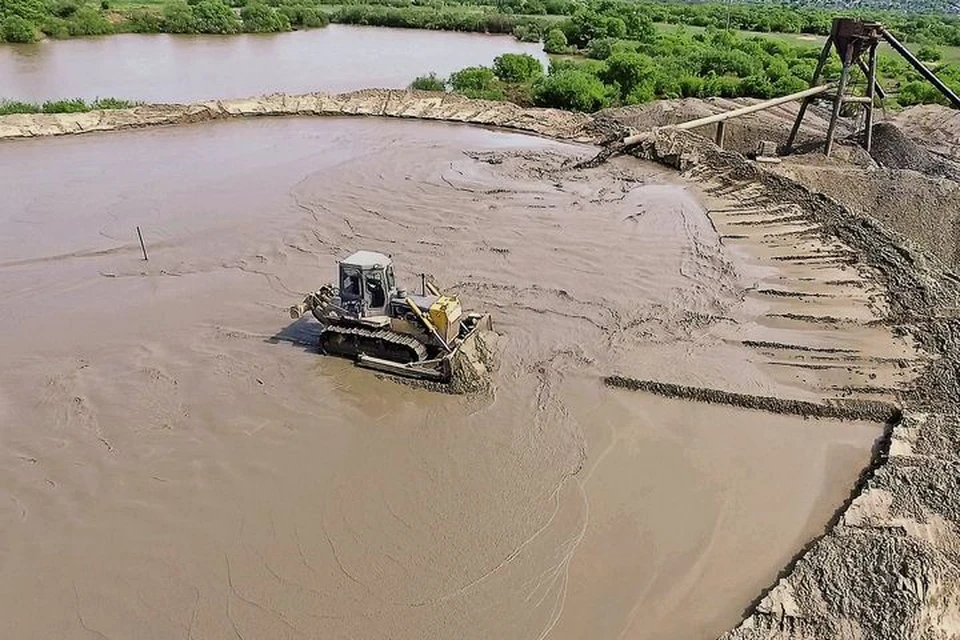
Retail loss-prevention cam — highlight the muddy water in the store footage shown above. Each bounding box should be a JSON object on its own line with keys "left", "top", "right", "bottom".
{"left": 0, "top": 118, "right": 880, "bottom": 639}
{"left": 0, "top": 25, "right": 547, "bottom": 103}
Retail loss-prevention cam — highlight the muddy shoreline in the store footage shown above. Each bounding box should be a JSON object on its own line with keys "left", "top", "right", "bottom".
{"left": 3, "top": 92, "right": 959, "bottom": 638}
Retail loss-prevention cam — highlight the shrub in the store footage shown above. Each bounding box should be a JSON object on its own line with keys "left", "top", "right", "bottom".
{"left": 41, "top": 98, "right": 89, "bottom": 113}
{"left": 125, "top": 8, "right": 163, "bottom": 33}
{"left": 162, "top": 1, "right": 195, "bottom": 32}
{"left": 241, "top": 2, "right": 290, "bottom": 32}
{"left": 2, "top": 0, "right": 47, "bottom": 23}
{"left": 512, "top": 22, "right": 539, "bottom": 43}
{"left": 91, "top": 97, "right": 138, "bottom": 109}
{"left": 898, "top": 80, "right": 946, "bottom": 107}
{"left": 298, "top": 7, "right": 326, "bottom": 27}
{"left": 50, "top": 0, "right": 82, "bottom": 18}
{"left": 278, "top": 4, "right": 327, "bottom": 28}
{"left": 600, "top": 51, "right": 655, "bottom": 98}
{"left": 0, "top": 99, "right": 41, "bottom": 114}
{"left": 191, "top": 0, "right": 240, "bottom": 33}
{"left": 1, "top": 15, "right": 38, "bottom": 42}
{"left": 449, "top": 66, "right": 504, "bottom": 100}
{"left": 543, "top": 27, "right": 567, "bottom": 54}
{"left": 917, "top": 45, "right": 942, "bottom": 63}
{"left": 493, "top": 53, "right": 542, "bottom": 83}
{"left": 41, "top": 16, "right": 70, "bottom": 37}
{"left": 409, "top": 73, "right": 446, "bottom": 91}
{"left": 66, "top": 6, "right": 114, "bottom": 35}
{"left": 532, "top": 68, "right": 611, "bottom": 111}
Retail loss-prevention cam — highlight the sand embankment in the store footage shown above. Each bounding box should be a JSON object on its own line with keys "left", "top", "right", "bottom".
{"left": 0, "top": 89, "right": 602, "bottom": 143}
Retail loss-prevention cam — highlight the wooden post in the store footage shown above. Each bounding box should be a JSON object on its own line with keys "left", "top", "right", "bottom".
{"left": 857, "top": 58, "right": 887, "bottom": 101}
{"left": 824, "top": 46, "right": 854, "bottom": 158}
{"left": 864, "top": 42, "right": 879, "bottom": 153}
{"left": 786, "top": 35, "right": 834, "bottom": 153}
{"left": 137, "top": 226, "right": 148, "bottom": 261}
{"left": 715, "top": 121, "right": 726, "bottom": 148}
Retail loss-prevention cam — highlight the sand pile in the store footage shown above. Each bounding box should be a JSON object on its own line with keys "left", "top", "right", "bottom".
{"left": 768, "top": 121, "right": 960, "bottom": 270}
{"left": 869, "top": 121, "right": 960, "bottom": 181}
{"left": 894, "top": 104, "right": 960, "bottom": 162}
{"left": 598, "top": 96, "right": 851, "bottom": 156}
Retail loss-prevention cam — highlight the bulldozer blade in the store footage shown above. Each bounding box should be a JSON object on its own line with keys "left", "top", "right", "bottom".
{"left": 356, "top": 354, "right": 448, "bottom": 382}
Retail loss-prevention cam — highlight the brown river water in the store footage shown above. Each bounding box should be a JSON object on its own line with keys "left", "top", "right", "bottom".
{"left": 0, "top": 26, "right": 547, "bottom": 103}
{"left": 0, "top": 118, "right": 881, "bottom": 639}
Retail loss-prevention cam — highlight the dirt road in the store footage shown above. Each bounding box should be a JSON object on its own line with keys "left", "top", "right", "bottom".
{"left": 0, "top": 117, "right": 909, "bottom": 639}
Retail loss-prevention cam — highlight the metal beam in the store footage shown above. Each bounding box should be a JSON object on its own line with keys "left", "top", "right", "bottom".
{"left": 857, "top": 58, "right": 887, "bottom": 101}
{"left": 882, "top": 29, "right": 960, "bottom": 109}
{"left": 622, "top": 84, "right": 834, "bottom": 146}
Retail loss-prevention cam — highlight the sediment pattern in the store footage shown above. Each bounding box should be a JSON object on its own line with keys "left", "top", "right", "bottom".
{"left": 3, "top": 91, "right": 959, "bottom": 639}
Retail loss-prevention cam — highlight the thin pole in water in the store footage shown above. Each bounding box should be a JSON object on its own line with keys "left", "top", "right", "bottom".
{"left": 137, "top": 226, "right": 149, "bottom": 261}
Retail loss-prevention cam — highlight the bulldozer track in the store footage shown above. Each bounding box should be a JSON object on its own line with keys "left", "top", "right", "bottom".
{"left": 319, "top": 325, "right": 429, "bottom": 364}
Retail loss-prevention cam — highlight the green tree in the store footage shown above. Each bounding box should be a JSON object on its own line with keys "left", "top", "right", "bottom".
{"left": 1, "top": 0, "right": 47, "bottom": 23}
{"left": 298, "top": 7, "right": 325, "bottom": 28}
{"left": 449, "top": 66, "right": 504, "bottom": 100}
{"left": 512, "top": 21, "right": 539, "bottom": 42}
{"left": 493, "top": 53, "right": 542, "bottom": 83}
{"left": 66, "top": 5, "right": 113, "bottom": 35}
{"left": 543, "top": 27, "right": 567, "bottom": 54}
{"left": 241, "top": 1, "right": 290, "bottom": 32}
{"left": 125, "top": 8, "right": 163, "bottom": 33}
{"left": 191, "top": 0, "right": 239, "bottom": 34}
{"left": 532, "top": 69, "right": 611, "bottom": 111}
{"left": 739, "top": 74, "right": 775, "bottom": 99}
{"left": 162, "top": 1, "right": 195, "bottom": 32}
{"left": 898, "top": 80, "right": 945, "bottom": 107}
{"left": 409, "top": 73, "right": 445, "bottom": 91}
{"left": 600, "top": 51, "right": 655, "bottom": 98}
{"left": 917, "top": 45, "right": 943, "bottom": 63}
{"left": 0, "top": 14, "right": 37, "bottom": 41}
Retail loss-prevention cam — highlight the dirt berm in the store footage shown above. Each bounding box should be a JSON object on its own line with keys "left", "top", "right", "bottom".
{"left": 0, "top": 89, "right": 604, "bottom": 143}
{"left": 4, "top": 91, "right": 960, "bottom": 639}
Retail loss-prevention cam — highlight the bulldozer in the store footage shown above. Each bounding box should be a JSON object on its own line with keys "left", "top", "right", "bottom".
{"left": 289, "top": 251, "right": 492, "bottom": 384}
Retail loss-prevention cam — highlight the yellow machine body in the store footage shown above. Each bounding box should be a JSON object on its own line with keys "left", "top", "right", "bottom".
{"left": 429, "top": 296, "right": 463, "bottom": 344}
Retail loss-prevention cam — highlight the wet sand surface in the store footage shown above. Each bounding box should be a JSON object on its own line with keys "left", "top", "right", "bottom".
{"left": 0, "top": 118, "right": 891, "bottom": 639}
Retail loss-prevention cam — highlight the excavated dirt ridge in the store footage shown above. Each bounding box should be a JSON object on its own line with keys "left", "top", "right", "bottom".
{"left": 2, "top": 93, "right": 958, "bottom": 639}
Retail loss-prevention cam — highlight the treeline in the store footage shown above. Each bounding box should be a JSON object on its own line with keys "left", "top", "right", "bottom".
{"left": 0, "top": 0, "right": 327, "bottom": 41}
{"left": 723, "top": 0, "right": 958, "bottom": 17}
{"left": 413, "top": 8, "right": 960, "bottom": 112}
{"left": 330, "top": 5, "right": 541, "bottom": 35}
{"left": 6, "top": 0, "right": 960, "bottom": 44}
{"left": 326, "top": 0, "right": 960, "bottom": 47}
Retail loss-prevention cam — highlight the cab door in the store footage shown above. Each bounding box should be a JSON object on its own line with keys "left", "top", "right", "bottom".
{"left": 363, "top": 267, "right": 389, "bottom": 317}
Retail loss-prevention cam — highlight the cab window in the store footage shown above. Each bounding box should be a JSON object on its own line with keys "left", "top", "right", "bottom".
{"left": 366, "top": 269, "right": 386, "bottom": 307}
{"left": 341, "top": 269, "right": 361, "bottom": 298}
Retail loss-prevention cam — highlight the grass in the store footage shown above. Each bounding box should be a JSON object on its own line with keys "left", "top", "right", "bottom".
{"left": 0, "top": 97, "right": 141, "bottom": 115}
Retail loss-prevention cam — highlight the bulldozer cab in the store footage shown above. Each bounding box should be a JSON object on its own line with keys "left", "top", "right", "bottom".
{"left": 339, "top": 251, "right": 396, "bottom": 318}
